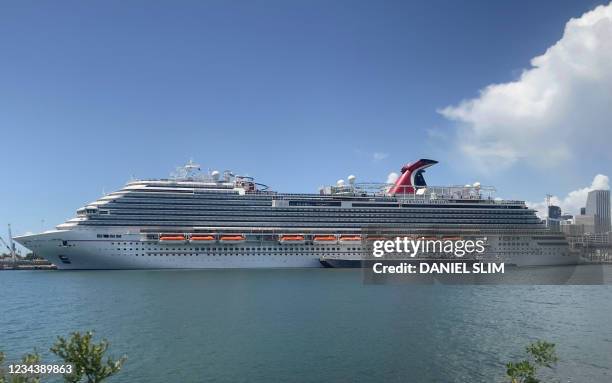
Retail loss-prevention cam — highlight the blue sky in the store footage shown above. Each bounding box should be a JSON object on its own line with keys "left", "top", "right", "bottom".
{"left": 1, "top": 0, "right": 609, "bottom": 236}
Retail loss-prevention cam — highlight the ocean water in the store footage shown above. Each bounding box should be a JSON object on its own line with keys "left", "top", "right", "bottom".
{"left": 1, "top": 267, "right": 612, "bottom": 382}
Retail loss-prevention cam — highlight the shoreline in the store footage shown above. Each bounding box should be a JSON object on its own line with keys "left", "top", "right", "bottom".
{"left": 0, "top": 261, "right": 57, "bottom": 270}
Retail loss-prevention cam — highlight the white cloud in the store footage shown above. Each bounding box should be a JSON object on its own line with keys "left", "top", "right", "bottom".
{"left": 591, "top": 174, "right": 610, "bottom": 190}
{"left": 373, "top": 152, "right": 389, "bottom": 161}
{"left": 386, "top": 172, "right": 399, "bottom": 184}
{"left": 527, "top": 174, "right": 609, "bottom": 217}
{"left": 439, "top": 2, "right": 612, "bottom": 170}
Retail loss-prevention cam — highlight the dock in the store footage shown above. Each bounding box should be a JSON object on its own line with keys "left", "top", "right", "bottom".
{"left": 0, "top": 260, "right": 57, "bottom": 270}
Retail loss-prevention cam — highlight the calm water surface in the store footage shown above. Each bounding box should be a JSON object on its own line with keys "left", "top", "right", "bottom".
{"left": 1, "top": 266, "right": 612, "bottom": 382}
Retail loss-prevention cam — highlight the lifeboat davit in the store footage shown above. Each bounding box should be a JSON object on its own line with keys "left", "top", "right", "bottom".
{"left": 219, "top": 235, "right": 246, "bottom": 243}
{"left": 190, "top": 234, "right": 216, "bottom": 243}
{"left": 339, "top": 235, "right": 362, "bottom": 243}
{"left": 313, "top": 235, "right": 337, "bottom": 243}
{"left": 159, "top": 234, "right": 187, "bottom": 244}
{"left": 279, "top": 235, "right": 306, "bottom": 244}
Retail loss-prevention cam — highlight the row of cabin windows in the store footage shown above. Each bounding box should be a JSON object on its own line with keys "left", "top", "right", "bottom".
{"left": 500, "top": 242, "right": 529, "bottom": 247}
{"left": 97, "top": 234, "right": 122, "bottom": 238}
{"left": 102, "top": 204, "right": 533, "bottom": 213}
{"left": 105, "top": 196, "right": 526, "bottom": 204}
{"left": 125, "top": 252, "right": 357, "bottom": 257}
{"left": 114, "top": 247, "right": 362, "bottom": 252}
{"left": 90, "top": 211, "right": 537, "bottom": 219}
{"left": 85, "top": 219, "right": 542, "bottom": 227}
{"left": 107, "top": 247, "right": 555, "bottom": 256}
{"left": 109, "top": 243, "right": 360, "bottom": 252}
{"left": 82, "top": 222, "right": 541, "bottom": 230}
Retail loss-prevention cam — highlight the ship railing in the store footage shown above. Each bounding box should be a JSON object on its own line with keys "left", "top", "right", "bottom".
{"left": 315, "top": 183, "right": 501, "bottom": 200}
{"left": 390, "top": 185, "right": 497, "bottom": 200}
{"left": 127, "top": 178, "right": 222, "bottom": 185}
{"left": 273, "top": 184, "right": 526, "bottom": 205}
{"left": 269, "top": 193, "right": 525, "bottom": 206}
{"left": 138, "top": 224, "right": 550, "bottom": 235}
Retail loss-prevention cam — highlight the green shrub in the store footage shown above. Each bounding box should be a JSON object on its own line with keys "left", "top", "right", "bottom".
{"left": 506, "top": 340, "right": 558, "bottom": 383}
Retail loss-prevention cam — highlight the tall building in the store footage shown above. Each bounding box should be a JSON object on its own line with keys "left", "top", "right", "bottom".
{"left": 548, "top": 205, "right": 562, "bottom": 219}
{"left": 585, "top": 189, "right": 611, "bottom": 234}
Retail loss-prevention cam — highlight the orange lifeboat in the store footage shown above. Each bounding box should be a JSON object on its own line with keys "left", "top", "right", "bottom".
{"left": 313, "top": 235, "right": 337, "bottom": 243}
{"left": 280, "top": 235, "right": 306, "bottom": 244}
{"left": 190, "top": 235, "right": 216, "bottom": 242}
{"left": 219, "top": 235, "right": 246, "bottom": 243}
{"left": 339, "top": 235, "right": 362, "bottom": 243}
{"left": 159, "top": 234, "right": 187, "bottom": 243}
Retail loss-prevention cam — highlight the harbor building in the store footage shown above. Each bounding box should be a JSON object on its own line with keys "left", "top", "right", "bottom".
{"left": 585, "top": 189, "right": 611, "bottom": 234}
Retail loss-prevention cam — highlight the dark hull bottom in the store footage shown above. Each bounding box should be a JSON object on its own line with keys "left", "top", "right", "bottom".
{"left": 320, "top": 259, "right": 364, "bottom": 268}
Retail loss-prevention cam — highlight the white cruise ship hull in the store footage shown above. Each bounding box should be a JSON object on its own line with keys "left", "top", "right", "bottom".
{"left": 15, "top": 230, "right": 324, "bottom": 270}
{"left": 16, "top": 229, "right": 580, "bottom": 270}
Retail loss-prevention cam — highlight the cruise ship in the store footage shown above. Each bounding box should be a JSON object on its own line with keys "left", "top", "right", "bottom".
{"left": 14, "top": 159, "right": 579, "bottom": 269}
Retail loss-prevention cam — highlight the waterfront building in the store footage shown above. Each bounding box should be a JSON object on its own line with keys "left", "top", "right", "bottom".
{"left": 585, "top": 190, "right": 611, "bottom": 234}
{"left": 575, "top": 215, "right": 596, "bottom": 234}
{"left": 561, "top": 221, "right": 587, "bottom": 236}
{"left": 548, "top": 205, "right": 562, "bottom": 219}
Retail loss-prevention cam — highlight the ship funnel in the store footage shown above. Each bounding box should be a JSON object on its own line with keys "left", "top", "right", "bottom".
{"left": 388, "top": 159, "right": 438, "bottom": 195}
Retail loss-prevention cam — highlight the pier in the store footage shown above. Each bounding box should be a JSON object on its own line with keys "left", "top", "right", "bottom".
{"left": 0, "top": 259, "right": 57, "bottom": 270}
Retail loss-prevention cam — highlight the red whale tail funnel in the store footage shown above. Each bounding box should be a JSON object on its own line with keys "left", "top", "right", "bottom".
{"left": 388, "top": 159, "right": 438, "bottom": 195}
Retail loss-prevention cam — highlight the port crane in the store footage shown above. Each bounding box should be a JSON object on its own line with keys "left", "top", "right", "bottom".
{"left": 0, "top": 224, "right": 18, "bottom": 262}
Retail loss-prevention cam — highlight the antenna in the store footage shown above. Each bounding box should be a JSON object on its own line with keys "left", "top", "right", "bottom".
{"left": 545, "top": 194, "right": 553, "bottom": 207}
{"left": 172, "top": 160, "right": 202, "bottom": 180}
